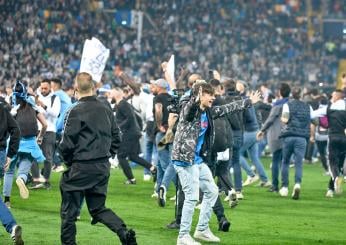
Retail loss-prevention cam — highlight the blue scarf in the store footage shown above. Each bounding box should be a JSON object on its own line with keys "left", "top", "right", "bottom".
{"left": 273, "top": 97, "right": 289, "bottom": 106}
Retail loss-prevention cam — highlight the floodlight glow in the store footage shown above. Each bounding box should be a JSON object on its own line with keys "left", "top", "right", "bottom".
{"left": 122, "top": 20, "right": 127, "bottom": 25}
{"left": 343, "top": 29, "right": 346, "bottom": 34}
{"left": 319, "top": 82, "right": 323, "bottom": 87}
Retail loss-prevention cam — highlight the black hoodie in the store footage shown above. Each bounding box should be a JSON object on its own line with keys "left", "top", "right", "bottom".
{"left": 0, "top": 102, "right": 20, "bottom": 158}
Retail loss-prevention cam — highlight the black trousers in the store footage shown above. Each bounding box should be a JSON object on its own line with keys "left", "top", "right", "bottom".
{"left": 117, "top": 137, "right": 152, "bottom": 180}
{"left": 215, "top": 160, "right": 234, "bottom": 195}
{"left": 60, "top": 162, "right": 126, "bottom": 245}
{"left": 316, "top": 140, "right": 328, "bottom": 171}
{"left": 32, "top": 131, "right": 56, "bottom": 180}
{"left": 328, "top": 136, "right": 346, "bottom": 190}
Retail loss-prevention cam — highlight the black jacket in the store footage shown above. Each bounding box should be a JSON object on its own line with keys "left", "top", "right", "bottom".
{"left": 225, "top": 91, "right": 244, "bottom": 136}
{"left": 212, "top": 95, "right": 232, "bottom": 153}
{"left": 59, "top": 96, "right": 121, "bottom": 164}
{"left": 114, "top": 99, "right": 141, "bottom": 141}
{"left": 0, "top": 102, "right": 20, "bottom": 158}
{"left": 172, "top": 97, "right": 251, "bottom": 165}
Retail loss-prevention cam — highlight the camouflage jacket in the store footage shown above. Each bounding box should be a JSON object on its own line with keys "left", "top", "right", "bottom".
{"left": 172, "top": 97, "right": 251, "bottom": 165}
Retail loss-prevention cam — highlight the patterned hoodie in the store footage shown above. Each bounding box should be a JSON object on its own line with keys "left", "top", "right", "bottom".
{"left": 172, "top": 97, "right": 252, "bottom": 165}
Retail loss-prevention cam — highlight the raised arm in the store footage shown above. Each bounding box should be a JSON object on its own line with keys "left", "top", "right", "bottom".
{"left": 212, "top": 91, "right": 261, "bottom": 119}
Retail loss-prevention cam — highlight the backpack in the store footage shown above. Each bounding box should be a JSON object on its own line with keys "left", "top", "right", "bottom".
{"left": 15, "top": 104, "right": 38, "bottom": 137}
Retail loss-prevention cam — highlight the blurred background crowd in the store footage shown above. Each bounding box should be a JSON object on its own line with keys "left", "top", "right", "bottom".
{"left": 1, "top": 0, "right": 345, "bottom": 93}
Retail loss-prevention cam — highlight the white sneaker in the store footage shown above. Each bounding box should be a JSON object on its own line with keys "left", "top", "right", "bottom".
{"left": 224, "top": 194, "right": 230, "bottom": 202}
{"left": 334, "top": 176, "right": 343, "bottom": 195}
{"left": 236, "top": 191, "right": 244, "bottom": 200}
{"left": 151, "top": 192, "right": 158, "bottom": 198}
{"left": 243, "top": 175, "right": 259, "bottom": 186}
{"left": 177, "top": 234, "right": 201, "bottom": 245}
{"left": 170, "top": 195, "right": 176, "bottom": 201}
{"left": 194, "top": 227, "right": 220, "bottom": 242}
{"left": 279, "top": 187, "right": 288, "bottom": 197}
{"left": 143, "top": 174, "right": 151, "bottom": 181}
{"left": 292, "top": 183, "right": 301, "bottom": 200}
{"left": 54, "top": 166, "right": 65, "bottom": 173}
{"left": 325, "top": 189, "right": 334, "bottom": 198}
{"left": 344, "top": 176, "right": 346, "bottom": 183}
{"left": 228, "top": 189, "right": 238, "bottom": 208}
{"left": 16, "top": 178, "right": 29, "bottom": 199}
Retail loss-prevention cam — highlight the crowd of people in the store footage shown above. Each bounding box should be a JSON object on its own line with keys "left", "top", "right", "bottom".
{"left": 1, "top": 1, "right": 346, "bottom": 245}
{"left": 1, "top": 65, "right": 346, "bottom": 244}
{"left": 1, "top": 0, "right": 345, "bottom": 91}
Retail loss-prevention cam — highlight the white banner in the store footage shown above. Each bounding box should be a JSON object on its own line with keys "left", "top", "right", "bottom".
{"left": 80, "top": 37, "right": 110, "bottom": 83}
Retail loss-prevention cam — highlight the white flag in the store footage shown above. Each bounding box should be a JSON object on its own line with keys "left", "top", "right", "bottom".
{"left": 167, "top": 54, "right": 175, "bottom": 84}
{"left": 80, "top": 37, "right": 110, "bottom": 83}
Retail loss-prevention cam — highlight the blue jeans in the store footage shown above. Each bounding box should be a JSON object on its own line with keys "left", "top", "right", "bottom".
{"left": 230, "top": 133, "right": 243, "bottom": 192}
{"left": 174, "top": 163, "right": 218, "bottom": 237}
{"left": 155, "top": 132, "right": 172, "bottom": 192}
{"left": 3, "top": 156, "right": 32, "bottom": 197}
{"left": 257, "top": 136, "right": 267, "bottom": 158}
{"left": 0, "top": 150, "right": 6, "bottom": 179}
{"left": 271, "top": 149, "right": 282, "bottom": 190}
{"left": 144, "top": 134, "right": 157, "bottom": 175}
{"left": 160, "top": 158, "right": 177, "bottom": 191}
{"left": 0, "top": 196, "right": 16, "bottom": 233}
{"left": 281, "top": 137, "right": 307, "bottom": 187}
{"left": 240, "top": 131, "right": 268, "bottom": 182}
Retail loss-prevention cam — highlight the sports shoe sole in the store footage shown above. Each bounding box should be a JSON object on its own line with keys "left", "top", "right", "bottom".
{"left": 158, "top": 186, "right": 166, "bottom": 207}
{"left": 16, "top": 178, "right": 29, "bottom": 199}
{"left": 29, "top": 183, "right": 45, "bottom": 190}
{"left": 194, "top": 231, "right": 220, "bottom": 242}
{"left": 292, "top": 188, "right": 300, "bottom": 200}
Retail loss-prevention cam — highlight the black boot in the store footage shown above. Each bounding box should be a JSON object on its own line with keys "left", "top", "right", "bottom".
{"left": 118, "top": 228, "right": 137, "bottom": 245}
{"left": 218, "top": 217, "right": 231, "bottom": 232}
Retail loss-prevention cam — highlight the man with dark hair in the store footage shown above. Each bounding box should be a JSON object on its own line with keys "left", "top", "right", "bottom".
{"left": 312, "top": 89, "right": 346, "bottom": 197}
{"left": 280, "top": 87, "right": 312, "bottom": 200}
{"left": 31, "top": 79, "right": 61, "bottom": 189}
{"left": 59, "top": 72, "right": 137, "bottom": 245}
{"left": 257, "top": 83, "right": 291, "bottom": 192}
{"left": 51, "top": 78, "right": 72, "bottom": 172}
{"left": 172, "top": 81, "right": 261, "bottom": 244}
{"left": 223, "top": 78, "right": 245, "bottom": 199}
{"left": 111, "top": 87, "right": 155, "bottom": 184}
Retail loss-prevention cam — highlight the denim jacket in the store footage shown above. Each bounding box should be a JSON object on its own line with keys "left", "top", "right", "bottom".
{"left": 172, "top": 97, "right": 251, "bottom": 165}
